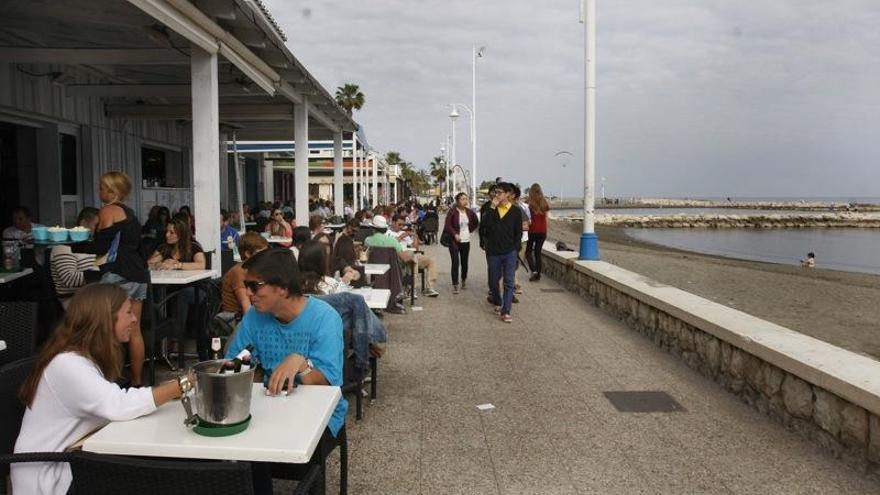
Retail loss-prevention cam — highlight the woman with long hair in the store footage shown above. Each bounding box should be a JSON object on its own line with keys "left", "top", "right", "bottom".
{"left": 147, "top": 217, "right": 206, "bottom": 271}
{"left": 526, "top": 183, "right": 550, "bottom": 281}
{"left": 12, "top": 284, "right": 187, "bottom": 495}
{"left": 72, "top": 171, "right": 149, "bottom": 386}
{"left": 443, "top": 192, "right": 479, "bottom": 294}
{"left": 298, "top": 239, "right": 360, "bottom": 295}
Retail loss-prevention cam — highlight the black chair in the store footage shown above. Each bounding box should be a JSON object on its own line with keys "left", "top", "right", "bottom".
{"left": 272, "top": 426, "right": 348, "bottom": 495}
{"left": 219, "top": 249, "right": 235, "bottom": 276}
{"left": 420, "top": 215, "right": 439, "bottom": 245}
{"left": 0, "top": 357, "right": 36, "bottom": 495}
{"left": 341, "top": 327, "right": 365, "bottom": 421}
{"left": 0, "top": 302, "right": 38, "bottom": 366}
{"left": 367, "top": 247, "right": 404, "bottom": 311}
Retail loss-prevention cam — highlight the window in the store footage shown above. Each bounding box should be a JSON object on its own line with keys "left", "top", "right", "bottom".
{"left": 141, "top": 146, "right": 188, "bottom": 188}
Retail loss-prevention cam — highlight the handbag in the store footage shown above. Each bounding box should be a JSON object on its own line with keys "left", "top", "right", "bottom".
{"left": 439, "top": 229, "right": 452, "bottom": 247}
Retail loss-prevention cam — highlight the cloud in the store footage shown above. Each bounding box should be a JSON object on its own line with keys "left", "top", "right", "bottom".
{"left": 264, "top": 0, "right": 880, "bottom": 198}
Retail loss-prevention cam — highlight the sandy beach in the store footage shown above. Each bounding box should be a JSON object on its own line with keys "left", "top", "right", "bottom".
{"left": 549, "top": 219, "right": 880, "bottom": 360}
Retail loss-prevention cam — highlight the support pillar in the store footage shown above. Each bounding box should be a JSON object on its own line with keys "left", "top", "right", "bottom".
{"left": 190, "top": 45, "right": 221, "bottom": 261}
{"left": 294, "top": 98, "right": 310, "bottom": 227}
{"left": 371, "top": 154, "right": 378, "bottom": 207}
{"left": 333, "top": 131, "right": 344, "bottom": 217}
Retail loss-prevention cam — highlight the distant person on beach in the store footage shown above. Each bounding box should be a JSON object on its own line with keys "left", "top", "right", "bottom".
{"left": 801, "top": 252, "right": 816, "bottom": 268}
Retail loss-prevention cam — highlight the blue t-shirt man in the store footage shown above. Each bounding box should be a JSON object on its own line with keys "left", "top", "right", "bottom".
{"left": 220, "top": 224, "right": 240, "bottom": 251}
{"left": 226, "top": 296, "right": 348, "bottom": 436}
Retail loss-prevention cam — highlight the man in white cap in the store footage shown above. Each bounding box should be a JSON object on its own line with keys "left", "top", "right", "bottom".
{"left": 365, "top": 215, "right": 439, "bottom": 297}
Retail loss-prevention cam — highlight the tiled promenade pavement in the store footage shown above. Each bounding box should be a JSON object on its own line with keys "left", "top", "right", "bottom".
{"left": 293, "top": 241, "right": 879, "bottom": 494}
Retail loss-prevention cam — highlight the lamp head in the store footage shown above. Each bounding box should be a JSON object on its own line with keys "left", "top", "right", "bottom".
{"left": 449, "top": 107, "right": 460, "bottom": 120}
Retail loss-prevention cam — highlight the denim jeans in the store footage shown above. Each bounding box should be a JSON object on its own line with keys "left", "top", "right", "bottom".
{"left": 316, "top": 292, "right": 387, "bottom": 370}
{"left": 488, "top": 249, "right": 517, "bottom": 315}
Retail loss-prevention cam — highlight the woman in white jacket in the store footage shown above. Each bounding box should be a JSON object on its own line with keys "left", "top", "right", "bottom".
{"left": 12, "top": 283, "right": 188, "bottom": 495}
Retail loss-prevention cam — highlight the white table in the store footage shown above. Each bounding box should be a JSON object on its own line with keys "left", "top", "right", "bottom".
{"left": 362, "top": 263, "right": 390, "bottom": 285}
{"left": 150, "top": 269, "right": 217, "bottom": 285}
{"left": 83, "top": 384, "right": 341, "bottom": 464}
{"left": 350, "top": 288, "right": 391, "bottom": 310}
{"left": 0, "top": 268, "right": 33, "bottom": 284}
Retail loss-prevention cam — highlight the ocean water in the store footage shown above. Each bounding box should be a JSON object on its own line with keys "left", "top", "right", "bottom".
{"left": 624, "top": 228, "right": 880, "bottom": 275}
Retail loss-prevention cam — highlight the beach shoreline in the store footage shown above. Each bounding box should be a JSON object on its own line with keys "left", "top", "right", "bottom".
{"left": 548, "top": 219, "right": 880, "bottom": 360}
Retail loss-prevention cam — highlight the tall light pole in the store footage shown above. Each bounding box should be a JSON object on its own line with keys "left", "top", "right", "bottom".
{"left": 472, "top": 45, "right": 486, "bottom": 208}
{"left": 440, "top": 144, "right": 447, "bottom": 200}
{"left": 579, "top": 0, "right": 599, "bottom": 260}
{"left": 449, "top": 107, "right": 459, "bottom": 198}
{"left": 450, "top": 103, "right": 475, "bottom": 203}
{"left": 554, "top": 150, "right": 572, "bottom": 201}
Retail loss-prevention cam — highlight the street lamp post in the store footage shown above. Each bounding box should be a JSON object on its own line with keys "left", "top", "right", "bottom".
{"left": 450, "top": 103, "right": 475, "bottom": 205}
{"left": 449, "top": 107, "right": 459, "bottom": 198}
{"left": 579, "top": 0, "right": 599, "bottom": 260}
{"left": 472, "top": 45, "right": 485, "bottom": 208}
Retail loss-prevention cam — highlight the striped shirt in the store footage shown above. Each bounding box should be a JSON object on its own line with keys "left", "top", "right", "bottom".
{"left": 50, "top": 246, "right": 97, "bottom": 295}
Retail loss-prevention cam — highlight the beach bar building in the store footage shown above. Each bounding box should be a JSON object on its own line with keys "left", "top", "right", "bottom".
{"left": 0, "top": 0, "right": 359, "bottom": 256}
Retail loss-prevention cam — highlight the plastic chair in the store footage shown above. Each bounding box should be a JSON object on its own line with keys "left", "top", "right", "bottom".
{"left": 0, "top": 302, "right": 38, "bottom": 366}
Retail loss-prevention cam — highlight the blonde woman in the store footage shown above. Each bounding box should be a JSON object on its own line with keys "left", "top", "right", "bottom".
{"left": 73, "top": 171, "right": 149, "bottom": 386}
{"left": 526, "top": 183, "right": 550, "bottom": 281}
{"left": 13, "top": 284, "right": 188, "bottom": 495}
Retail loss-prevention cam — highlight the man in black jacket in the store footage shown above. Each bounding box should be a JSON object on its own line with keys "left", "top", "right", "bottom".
{"left": 480, "top": 182, "right": 522, "bottom": 322}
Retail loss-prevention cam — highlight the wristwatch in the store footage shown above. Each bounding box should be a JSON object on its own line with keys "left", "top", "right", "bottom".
{"left": 177, "top": 374, "right": 193, "bottom": 395}
{"left": 298, "top": 358, "right": 314, "bottom": 377}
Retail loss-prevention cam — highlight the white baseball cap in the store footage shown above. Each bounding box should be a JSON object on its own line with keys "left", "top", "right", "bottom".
{"left": 372, "top": 215, "right": 388, "bottom": 229}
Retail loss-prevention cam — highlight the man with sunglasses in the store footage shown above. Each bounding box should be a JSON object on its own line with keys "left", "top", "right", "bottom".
{"left": 225, "top": 249, "right": 347, "bottom": 493}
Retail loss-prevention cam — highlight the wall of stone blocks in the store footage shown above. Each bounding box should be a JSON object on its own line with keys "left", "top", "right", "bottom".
{"left": 541, "top": 251, "right": 880, "bottom": 476}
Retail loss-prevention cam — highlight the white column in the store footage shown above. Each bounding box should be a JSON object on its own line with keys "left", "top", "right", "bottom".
{"left": 219, "top": 132, "right": 228, "bottom": 208}
{"left": 261, "top": 158, "right": 273, "bottom": 202}
{"left": 393, "top": 176, "right": 398, "bottom": 203}
{"left": 352, "top": 134, "right": 359, "bottom": 210}
{"left": 371, "top": 154, "right": 378, "bottom": 207}
{"left": 190, "top": 46, "right": 221, "bottom": 261}
{"left": 294, "top": 98, "right": 310, "bottom": 227}
{"left": 333, "top": 131, "right": 344, "bottom": 216}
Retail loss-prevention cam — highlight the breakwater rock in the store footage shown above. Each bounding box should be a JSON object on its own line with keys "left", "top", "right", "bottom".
{"left": 558, "top": 213, "right": 880, "bottom": 229}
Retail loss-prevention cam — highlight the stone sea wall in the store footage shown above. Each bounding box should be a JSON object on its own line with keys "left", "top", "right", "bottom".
{"left": 554, "top": 213, "right": 880, "bottom": 229}
{"left": 541, "top": 248, "right": 880, "bottom": 476}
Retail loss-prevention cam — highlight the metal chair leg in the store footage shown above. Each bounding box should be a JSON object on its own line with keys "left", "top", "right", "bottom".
{"left": 369, "top": 356, "right": 377, "bottom": 400}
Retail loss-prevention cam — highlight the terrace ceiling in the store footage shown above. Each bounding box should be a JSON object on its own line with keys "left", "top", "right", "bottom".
{"left": 0, "top": 0, "right": 356, "bottom": 140}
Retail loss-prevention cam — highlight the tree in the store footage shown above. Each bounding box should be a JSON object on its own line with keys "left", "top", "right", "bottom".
{"left": 384, "top": 150, "right": 432, "bottom": 197}
{"left": 428, "top": 156, "right": 446, "bottom": 187}
{"left": 335, "top": 83, "right": 364, "bottom": 116}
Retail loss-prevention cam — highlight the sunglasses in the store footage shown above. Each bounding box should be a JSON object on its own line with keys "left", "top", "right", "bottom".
{"left": 243, "top": 280, "right": 268, "bottom": 292}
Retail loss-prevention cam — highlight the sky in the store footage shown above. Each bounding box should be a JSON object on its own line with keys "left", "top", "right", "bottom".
{"left": 264, "top": 0, "right": 880, "bottom": 199}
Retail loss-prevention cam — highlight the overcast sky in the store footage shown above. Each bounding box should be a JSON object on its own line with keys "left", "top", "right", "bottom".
{"left": 265, "top": 0, "right": 880, "bottom": 199}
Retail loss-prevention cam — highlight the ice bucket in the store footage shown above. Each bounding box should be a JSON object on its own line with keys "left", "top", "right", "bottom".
{"left": 181, "top": 360, "right": 254, "bottom": 435}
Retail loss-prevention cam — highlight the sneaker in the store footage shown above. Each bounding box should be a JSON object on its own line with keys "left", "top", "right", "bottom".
{"left": 423, "top": 288, "right": 440, "bottom": 297}
{"left": 493, "top": 306, "right": 502, "bottom": 315}
{"left": 487, "top": 295, "right": 494, "bottom": 304}
{"left": 461, "top": 280, "right": 467, "bottom": 290}
{"left": 452, "top": 285, "right": 460, "bottom": 294}
{"left": 512, "top": 295, "right": 520, "bottom": 304}
{"left": 529, "top": 272, "right": 539, "bottom": 282}
{"left": 501, "top": 314, "right": 513, "bottom": 323}
{"left": 514, "top": 287, "right": 524, "bottom": 295}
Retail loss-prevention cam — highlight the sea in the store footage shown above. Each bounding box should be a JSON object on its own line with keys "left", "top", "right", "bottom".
{"left": 550, "top": 199, "right": 880, "bottom": 275}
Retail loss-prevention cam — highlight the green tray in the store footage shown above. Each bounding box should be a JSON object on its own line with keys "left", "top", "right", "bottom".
{"left": 192, "top": 414, "right": 251, "bottom": 437}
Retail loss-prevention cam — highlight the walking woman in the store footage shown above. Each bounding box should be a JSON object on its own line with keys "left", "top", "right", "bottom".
{"left": 73, "top": 171, "right": 149, "bottom": 386}
{"left": 444, "top": 192, "right": 479, "bottom": 294}
{"left": 526, "top": 183, "right": 550, "bottom": 281}
{"left": 13, "top": 284, "right": 188, "bottom": 495}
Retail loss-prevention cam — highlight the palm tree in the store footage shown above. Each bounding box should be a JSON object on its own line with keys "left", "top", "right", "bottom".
{"left": 335, "top": 83, "right": 364, "bottom": 116}
{"left": 428, "top": 156, "right": 446, "bottom": 187}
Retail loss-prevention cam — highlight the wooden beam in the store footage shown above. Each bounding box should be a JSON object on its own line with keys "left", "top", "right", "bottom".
{"left": 197, "top": 0, "right": 237, "bottom": 20}
{"left": 105, "top": 103, "right": 294, "bottom": 121}
{"left": 256, "top": 49, "right": 289, "bottom": 69}
{"left": 65, "top": 83, "right": 265, "bottom": 98}
{"left": 0, "top": 48, "right": 189, "bottom": 65}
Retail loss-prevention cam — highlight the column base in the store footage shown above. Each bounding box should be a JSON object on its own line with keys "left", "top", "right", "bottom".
{"left": 579, "top": 232, "right": 599, "bottom": 260}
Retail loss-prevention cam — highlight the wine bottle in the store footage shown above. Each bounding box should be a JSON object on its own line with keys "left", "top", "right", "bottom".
{"left": 210, "top": 337, "right": 222, "bottom": 360}
{"left": 231, "top": 344, "right": 254, "bottom": 373}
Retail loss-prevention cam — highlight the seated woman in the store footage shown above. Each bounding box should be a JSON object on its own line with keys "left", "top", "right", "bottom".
{"left": 265, "top": 208, "right": 293, "bottom": 248}
{"left": 50, "top": 207, "right": 102, "bottom": 305}
{"left": 332, "top": 218, "right": 363, "bottom": 275}
{"left": 147, "top": 217, "right": 206, "bottom": 343}
{"left": 222, "top": 232, "right": 269, "bottom": 314}
{"left": 298, "top": 240, "right": 361, "bottom": 295}
{"left": 12, "top": 284, "right": 188, "bottom": 495}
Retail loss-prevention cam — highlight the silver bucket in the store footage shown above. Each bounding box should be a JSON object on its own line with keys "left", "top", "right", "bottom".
{"left": 182, "top": 359, "right": 254, "bottom": 426}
